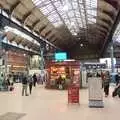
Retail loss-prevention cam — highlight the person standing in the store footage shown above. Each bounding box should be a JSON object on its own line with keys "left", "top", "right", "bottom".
{"left": 0, "top": 74, "right": 4, "bottom": 90}
{"left": 57, "top": 75, "right": 63, "bottom": 89}
{"left": 28, "top": 75, "right": 33, "bottom": 94}
{"left": 37, "top": 74, "right": 42, "bottom": 84}
{"left": 115, "top": 73, "right": 119, "bottom": 86}
{"left": 22, "top": 75, "right": 28, "bottom": 96}
{"left": 104, "top": 71, "right": 110, "bottom": 97}
{"left": 33, "top": 73, "right": 37, "bottom": 87}
{"left": 9, "top": 74, "right": 14, "bottom": 91}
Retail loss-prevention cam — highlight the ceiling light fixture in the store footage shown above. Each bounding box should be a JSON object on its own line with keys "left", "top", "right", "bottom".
{"left": 73, "top": 33, "right": 77, "bottom": 36}
{"left": 80, "top": 43, "right": 83, "bottom": 47}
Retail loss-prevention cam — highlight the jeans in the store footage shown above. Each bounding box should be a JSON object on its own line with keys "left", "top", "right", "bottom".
{"left": 34, "top": 81, "right": 36, "bottom": 87}
{"left": 104, "top": 85, "right": 109, "bottom": 96}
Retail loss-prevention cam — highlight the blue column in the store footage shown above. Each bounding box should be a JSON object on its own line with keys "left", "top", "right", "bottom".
{"left": 0, "top": 35, "right": 2, "bottom": 50}
{"left": 40, "top": 47, "right": 44, "bottom": 70}
{"left": 0, "top": 35, "right": 3, "bottom": 71}
{"left": 110, "top": 42, "right": 115, "bottom": 82}
{"left": 0, "top": 35, "right": 3, "bottom": 90}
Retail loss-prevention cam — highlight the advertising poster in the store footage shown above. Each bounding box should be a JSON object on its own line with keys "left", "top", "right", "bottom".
{"left": 68, "top": 85, "right": 79, "bottom": 104}
{"left": 68, "top": 68, "right": 80, "bottom": 104}
{"left": 88, "top": 77, "right": 104, "bottom": 107}
{"left": 30, "top": 55, "right": 41, "bottom": 69}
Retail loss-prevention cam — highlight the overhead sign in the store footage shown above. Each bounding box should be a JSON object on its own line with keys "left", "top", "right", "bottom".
{"left": 55, "top": 52, "right": 67, "bottom": 61}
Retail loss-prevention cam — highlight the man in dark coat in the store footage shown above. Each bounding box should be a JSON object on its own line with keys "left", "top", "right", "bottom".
{"left": 33, "top": 74, "right": 37, "bottom": 87}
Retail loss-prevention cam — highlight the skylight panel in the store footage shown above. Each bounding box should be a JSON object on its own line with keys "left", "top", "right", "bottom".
{"left": 86, "top": 0, "right": 97, "bottom": 23}
{"left": 32, "top": 0, "right": 98, "bottom": 35}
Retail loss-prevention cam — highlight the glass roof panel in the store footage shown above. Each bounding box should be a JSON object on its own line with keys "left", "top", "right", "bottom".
{"left": 32, "top": 0, "right": 97, "bottom": 35}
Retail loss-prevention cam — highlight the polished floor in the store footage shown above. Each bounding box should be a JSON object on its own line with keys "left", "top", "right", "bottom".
{"left": 0, "top": 84, "right": 120, "bottom": 120}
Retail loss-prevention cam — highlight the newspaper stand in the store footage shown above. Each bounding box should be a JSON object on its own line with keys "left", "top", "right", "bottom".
{"left": 68, "top": 84, "right": 79, "bottom": 104}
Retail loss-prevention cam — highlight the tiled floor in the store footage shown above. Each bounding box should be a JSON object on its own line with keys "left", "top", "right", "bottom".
{"left": 0, "top": 84, "right": 120, "bottom": 120}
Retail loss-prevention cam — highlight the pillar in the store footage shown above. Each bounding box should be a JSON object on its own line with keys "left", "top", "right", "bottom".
{"left": 0, "top": 35, "right": 2, "bottom": 75}
{"left": 110, "top": 42, "right": 115, "bottom": 82}
{"left": 40, "top": 48, "right": 44, "bottom": 70}
{"left": 4, "top": 51, "right": 8, "bottom": 76}
{"left": 40, "top": 46, "right": 45, "bottom": 82}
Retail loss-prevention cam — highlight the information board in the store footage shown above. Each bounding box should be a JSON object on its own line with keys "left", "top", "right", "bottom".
{"left": 88, "top": 77, "right": 104, "bottom": 107}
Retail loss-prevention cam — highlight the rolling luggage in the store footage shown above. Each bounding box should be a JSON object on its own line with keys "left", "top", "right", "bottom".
{"left": 10, "top": 86, "right": 14, "bottom": 91}
{"left": 112, "top": 85, "right": 120, "bottom": 98}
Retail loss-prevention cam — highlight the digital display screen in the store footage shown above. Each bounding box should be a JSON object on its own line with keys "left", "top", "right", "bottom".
{"left": 55, "top": 52, "right": 67, "bottom": 61}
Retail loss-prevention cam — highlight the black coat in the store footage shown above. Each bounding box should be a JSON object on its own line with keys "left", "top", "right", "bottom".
{"left": 116, "top": 74, "right": 119, "bottom": 83}
{"left": 33, "top": 75, "right": 37, "bottom": 82}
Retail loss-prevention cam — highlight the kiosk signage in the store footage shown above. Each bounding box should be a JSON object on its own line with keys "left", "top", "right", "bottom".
{"left": 68, "top": 85, "right": 79, "bottom": 104}
{"left": 68, "top": 68, "right": 80, "bottom": 104}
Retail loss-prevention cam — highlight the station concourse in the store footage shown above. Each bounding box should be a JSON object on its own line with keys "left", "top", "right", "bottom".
{"left": 0, "top": 0, "right": 120, "bottom": 120}
{"left": 0, "top": 84, "right": 119, "bottom": 120}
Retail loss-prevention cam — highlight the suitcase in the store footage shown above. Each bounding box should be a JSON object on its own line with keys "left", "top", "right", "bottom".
{"left": 112, "top": 85, "right": 120, "bottom": 97}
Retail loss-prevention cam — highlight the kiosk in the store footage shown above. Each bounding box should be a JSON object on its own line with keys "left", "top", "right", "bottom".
{"left": 45, "top": 60, "right": 81, "bottom": 89}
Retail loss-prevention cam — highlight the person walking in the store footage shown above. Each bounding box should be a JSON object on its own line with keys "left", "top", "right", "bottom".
{"left": 22, "top": 75, "right": 28, "bottom": 96}
{"left": 28, "top": 75, "right": 33, "bottom": 94}
{"left": 33, "top": 73, "right": 37, "bottom": 87}
{"left": 101, "top": 71, "right": 105, "bottom": 88}
{"left": 104, "top": 71, "right": 110, "bottom": 97}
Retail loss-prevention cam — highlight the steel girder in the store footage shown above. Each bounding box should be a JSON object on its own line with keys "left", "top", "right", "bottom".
{"left": 0, "top": 13, "right": 59, "bottom": 50}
